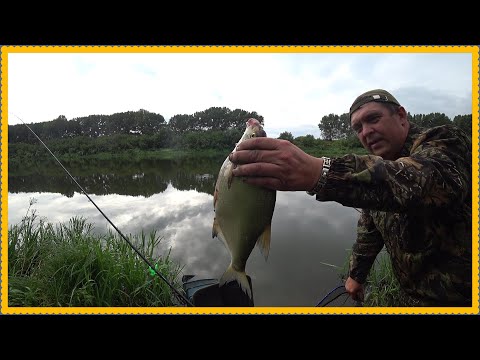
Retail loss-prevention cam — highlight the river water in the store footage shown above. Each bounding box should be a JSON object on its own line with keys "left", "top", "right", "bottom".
{"left": 7, "top": 156, "right": 360, "bottom": 307}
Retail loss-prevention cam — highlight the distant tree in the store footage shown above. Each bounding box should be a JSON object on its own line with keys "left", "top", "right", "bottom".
{"left": 77, "top": 115, "right": 102, "bottom": 137}
{"left": 229, "top": 109, "right": 264, "bottom": 130}
{"left": 453, "top": 114, "right": 472, "bottom": 136}
{"left": 169, "top": 114, "right": 195, "bottom": 133}
{"left": 423, "top": 113, "right": 451, "bottom": 127}
{"left": 278, "top": 131, "right": 294, "bottom": 142}
{"left": 43, "top": 115, "right": 69, "bottom": 140}
{"left": 295, "top": 134, "right": 316, "bottom": 147}
{"left": 9, "top": 123, "right": 31, "bottom": 143}
{"left": 193, "top": 107, "right": 227, "bottom": 131}
{"left": 339, "top": 113, "right": 354, "bottom": 139}
{"left": 407, "top": 112, "right": 414, "bottom": 122}
{"left": 169, "top": 107, "right": 264, "bottom": 132}
{"left": 318, "top": 114, "right": 337, "bottom": 140}
{"left": 409, "top": 113, "right": 451, "bottom": 128}
{"left": 133, "top": 109, "right": 166, "bottom": 134}
{"left": 319, "top": 113, "right": 351, "bottom": 140}
{"left": 318, "top": 113, "right": 352, "bottom": 141}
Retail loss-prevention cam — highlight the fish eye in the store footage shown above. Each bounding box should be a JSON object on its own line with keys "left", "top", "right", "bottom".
{"left": 250, "top": 133, "right": 256, "bottom": 138}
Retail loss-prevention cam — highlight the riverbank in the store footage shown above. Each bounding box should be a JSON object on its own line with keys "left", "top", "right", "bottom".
{"left": 9, "top": 140, "right": 367, "bottom": 167}
{"left": 338, "top": 250, "right": 416, "bottom": 307}
{"left": 8, "top": 204, "right": 409, "bottom": 307}
{"left": 8, "top": 203, "right": 183, "bottom": 307}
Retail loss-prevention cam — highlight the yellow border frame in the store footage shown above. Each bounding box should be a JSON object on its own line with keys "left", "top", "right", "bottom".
{"left": 1, "top": 45, "right": 478, "bottom": 315}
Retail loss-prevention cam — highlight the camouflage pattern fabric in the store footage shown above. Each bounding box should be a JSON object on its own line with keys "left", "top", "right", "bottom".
{"left": 315, "top": 123, "right": 472, "bottom": 306}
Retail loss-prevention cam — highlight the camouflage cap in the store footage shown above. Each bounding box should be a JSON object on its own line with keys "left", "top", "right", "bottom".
{"left": 349, "top": 89, "right": 401, "bottom": 118}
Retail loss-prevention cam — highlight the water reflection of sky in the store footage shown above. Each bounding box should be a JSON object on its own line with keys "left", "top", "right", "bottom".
{"left": 8, "top": 184, "right": 360, "bottom": 307}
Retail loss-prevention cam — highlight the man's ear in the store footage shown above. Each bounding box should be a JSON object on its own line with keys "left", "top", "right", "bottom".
{"left": 397, "top": 106, "right": 408, "bottom": 125}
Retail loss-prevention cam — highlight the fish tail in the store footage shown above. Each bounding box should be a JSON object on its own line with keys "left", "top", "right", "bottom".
{"left": 219, "top": 264, "right": 252, "bottom": 300}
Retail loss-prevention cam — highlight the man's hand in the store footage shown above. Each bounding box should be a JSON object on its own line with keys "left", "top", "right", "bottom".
{"left": 345, "top": 276, "right": 365, "bottom": 302}
{"left": 229, "top": 137, "right": 323, "bottom": 191}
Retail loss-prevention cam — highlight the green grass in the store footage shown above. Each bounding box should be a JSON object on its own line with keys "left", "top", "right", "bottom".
{"left": 299, "top": 141, "right": 368, "bottom": 158}
{"left": 85, "top": 148, "right": 228, "bottom": 161}
{"left": 8, "top": 201, "right": 184, "bottom": 307}
{"left": 10, "top": 136, "right": 367, "bottom": 167}
{"left": 361, "top": 252, "right": 418, "bottom": 306}
{"left": 9, "top": 148, "right": 229, "bottom": 167}
{"left": 339, "top": 249, "right": 418, "bottom": 307}
{"left": 306, "top": 147, "right": 368, "bottom": 158}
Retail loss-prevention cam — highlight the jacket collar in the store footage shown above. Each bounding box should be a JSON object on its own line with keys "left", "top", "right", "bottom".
{"left": 398, "top": 122, "right": 423, "bottom": 158}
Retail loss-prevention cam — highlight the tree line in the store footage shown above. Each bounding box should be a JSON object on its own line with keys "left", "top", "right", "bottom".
{"left": 8, "top": 107, "right": 472, "bottom": 163}
{"left": 9, "top": 107, "right": 264, "bottom": 144}
{"left": 312, "top": 112, "right": 472, "bottom": 141}
{"left": 10, "top": 107, "right": 471, "bottom": 145}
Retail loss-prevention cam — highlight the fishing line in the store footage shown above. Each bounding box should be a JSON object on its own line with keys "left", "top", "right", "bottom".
{"left": 318, "top": 291, "right": 349, "bottom": 307}
{"left": 316, "top": 284, "right": 345, "bottom": 306}
{"left": 12, "top": 114, "right": 193, "bottom": 307}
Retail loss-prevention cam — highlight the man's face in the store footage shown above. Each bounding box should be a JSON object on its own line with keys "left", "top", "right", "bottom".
{"left": 350, "top": 102, "right": 408, "bottom": 160}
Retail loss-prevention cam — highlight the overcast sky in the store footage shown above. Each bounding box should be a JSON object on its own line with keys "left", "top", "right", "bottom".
{"left": 6, "top": 50, "right": 474, "bottom": 138}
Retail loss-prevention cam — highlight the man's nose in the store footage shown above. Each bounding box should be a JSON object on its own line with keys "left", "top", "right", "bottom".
{"left": 361, "top": 124, "right": 374, "bottom": 137}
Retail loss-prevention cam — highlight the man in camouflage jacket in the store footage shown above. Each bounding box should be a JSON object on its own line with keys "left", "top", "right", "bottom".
{"left": 229, "top": 89, "right": 472, "bottom": 307}
{"left": 323, "top": 90, "right": 472, "bottom": 306}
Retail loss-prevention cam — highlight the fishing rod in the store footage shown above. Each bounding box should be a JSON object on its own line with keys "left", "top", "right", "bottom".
{"left": 12, "top": 114, "right": 194, "bottom": 307}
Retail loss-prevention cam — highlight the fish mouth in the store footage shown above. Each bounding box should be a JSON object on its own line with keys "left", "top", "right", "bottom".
{"left": 246, "top": 118, "right": 261, "bottom": 127}
{"left": 246, "top": 118, "right": 266, "bottom": 138}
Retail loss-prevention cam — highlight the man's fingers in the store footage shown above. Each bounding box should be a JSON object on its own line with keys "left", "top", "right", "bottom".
{"left": 230, "top": 148, "right": 284, "bottom": 165}
{"left": 345, "top": 278, "right": 365, "bottom": 302}
{"left": 352, "top": 290, "right": 364, "bottom": 302}
{"left": 235, "top": 137, "right": 280, "bottom": 151}
{"left": 230, "top": 149, "right": 261, "bottom": 165}
{"left": 232, "top": 163, "right": 281, "bottom": 178}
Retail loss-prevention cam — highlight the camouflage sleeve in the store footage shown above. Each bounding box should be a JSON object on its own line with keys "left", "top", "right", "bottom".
{"left": 349, "top": 209, "right": 384, "bottom": 284}
{"left": 316, "top": 125, "right": 471, "bottom": 212}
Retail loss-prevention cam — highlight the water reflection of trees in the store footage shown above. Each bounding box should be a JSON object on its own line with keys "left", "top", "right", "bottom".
{"left": 8, "top": 157, "right": 225, "bottom": 198}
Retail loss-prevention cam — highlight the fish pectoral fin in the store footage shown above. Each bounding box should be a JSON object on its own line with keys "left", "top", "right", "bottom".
{"left": 212, "top": 219, "right": 228, "bottom": 250}
{"left": 212, "top": 217, "right": 219, "bottom": 238}
{"left": 213, "top": 187, "right": 219, "bottom": 209}
{"left": 226, "top": 163, "right": 234, "bottom": 189}
{"left": 256, "top": 223, "right": 272, "bottom": 261}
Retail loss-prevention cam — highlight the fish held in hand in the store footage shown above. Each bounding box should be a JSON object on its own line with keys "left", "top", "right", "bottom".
{"left": 212, "top": 118, "right": 276, "bottom": 300}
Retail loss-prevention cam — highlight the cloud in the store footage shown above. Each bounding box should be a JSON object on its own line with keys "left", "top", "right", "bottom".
{"left": 7, "top": 50, "right": 474, "bottom": 137}
{"left": 393, "top": 86, "right": 472, "bottom": 118}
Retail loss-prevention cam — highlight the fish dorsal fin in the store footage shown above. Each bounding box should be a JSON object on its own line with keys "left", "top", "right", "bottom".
{"left": 256, "top": 223, "right": 272, "bottom": 260}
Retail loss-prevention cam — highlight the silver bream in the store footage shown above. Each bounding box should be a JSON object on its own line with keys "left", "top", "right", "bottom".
{"left": 212, "top": 118, "right": 277, "bottom": 299}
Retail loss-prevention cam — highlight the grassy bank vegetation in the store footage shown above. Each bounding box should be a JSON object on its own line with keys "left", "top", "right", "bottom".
{"left": 9, "top": 205, "right": 413, "bottom": 307}
{"left": 9, "top": 135, "right": 367, "bottom": 167}
{"left": 340, "top": 250, "right": 417, "bottom": 307}
{"left": 8, "top": 203, "right": 183, "bottom": 307}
